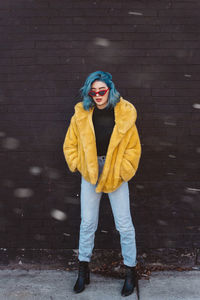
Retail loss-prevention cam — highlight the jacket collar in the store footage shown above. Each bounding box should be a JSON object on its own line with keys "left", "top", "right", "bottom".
{"left": 74, "top": 96, "right": 137, "bottom": 134}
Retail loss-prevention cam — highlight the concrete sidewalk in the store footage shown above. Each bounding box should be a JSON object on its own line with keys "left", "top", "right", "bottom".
{"left": 0, "top": 269, "right": 199, "bottom": 300}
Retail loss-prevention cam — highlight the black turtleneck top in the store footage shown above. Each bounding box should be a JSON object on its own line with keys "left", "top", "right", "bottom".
{"left": 92, "top": 103, "right": 115, "bottom": 156}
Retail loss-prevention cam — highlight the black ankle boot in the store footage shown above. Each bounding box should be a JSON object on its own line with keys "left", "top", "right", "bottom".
{"left": 73, "top": 261, "right": 90, "bottom": 293}
{"left": 121, "top": 265, "right": 138, "bottom": 297}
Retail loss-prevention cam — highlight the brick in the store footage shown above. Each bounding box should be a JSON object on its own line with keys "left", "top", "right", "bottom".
{"left": 172, "top": 2, "right": 200, "bottom": 9}
{"left": 12, "top": 57, "right": 35, "bottom": 65}
{"left": 146, "top": 80, "right": 200, "bottom": 89}
{"left": 122, "top": 32, "right": 172, "bottom": 40}
{"left": 0, "top": 40, "right": 34, "bottom": 49}
{"left": 4, "top": 88, "right": 56, "bottom": 97}
{"left": 49, "top": 1, "right": 122, "bottom": 9}
{"left": 160, "top": 40, "right": 200, "bottom": 48}
{"left": 36, "top": 56, "right": 61, "bottom": 65}
{"left": 171, "top": 17, "right": 200, "bottom": 25}
{"left": 141, "top": 64, "right": 200, "bottom": 72}
{"left": 0, "top": 111, "right": 66, "bottom": 121}
{"left": 20, "top": 17, "right": 49, "bottom": 25}
{"left": 174, "top": 89, "right": 200, "bottom": 96}
{"left": 28, "top": 24, "right": 89, "bottom": 34}
{"left": 9, "top": 0, "right": 49, "bottom": 9}
{"left": 0, "top": 58, "right": 12, "bottom": 65}
{"left": 172, "top": 32, "right": 200, "bottom": 40}
{"left": 0, "top": 104, "right": 67, "bottom": 113}
{"left": 158, "top": 9, "right": 200, "bottom": 17}
{"left": 9, "top": 9, "right": 58, "bottom": 17}
{"left": 35, "top": 41, "right": 74, "bottom": 48}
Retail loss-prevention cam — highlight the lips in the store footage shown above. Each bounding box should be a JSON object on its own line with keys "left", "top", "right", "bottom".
{"left": 96, "top": 98, "right": 102, "bottom": 101}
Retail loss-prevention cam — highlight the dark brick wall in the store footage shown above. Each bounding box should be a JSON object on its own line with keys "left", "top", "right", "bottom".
{"left": 0, "top": 0, "right": 200, "bottom": 254}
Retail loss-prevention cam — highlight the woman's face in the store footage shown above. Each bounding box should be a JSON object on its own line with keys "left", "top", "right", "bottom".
{"left": 90, "top": 80, "right": 109, "bottom": 109}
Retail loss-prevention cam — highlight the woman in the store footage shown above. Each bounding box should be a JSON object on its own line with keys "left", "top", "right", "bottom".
{"left": 63, "top": 71, "right": 141, "bottom": 297}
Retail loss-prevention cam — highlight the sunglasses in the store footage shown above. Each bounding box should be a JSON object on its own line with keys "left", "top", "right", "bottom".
{"left": 88, "top": 88, "right": 109, "bottom": 97}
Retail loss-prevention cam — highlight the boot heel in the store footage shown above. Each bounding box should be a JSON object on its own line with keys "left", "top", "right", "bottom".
{"left": 73, "top": 261, "right": 90, "bottom": 293}
{"left": 85, "top": 271, "right": 90, "bottom": 284}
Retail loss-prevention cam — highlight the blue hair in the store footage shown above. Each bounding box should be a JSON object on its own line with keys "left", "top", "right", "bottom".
{"left": 79, "top": 71, "right": 121, "bottom": 111}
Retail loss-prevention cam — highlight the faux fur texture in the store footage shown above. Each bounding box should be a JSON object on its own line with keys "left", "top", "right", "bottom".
{"left": 63, "top": 96, "right": 141, "bottom": 193}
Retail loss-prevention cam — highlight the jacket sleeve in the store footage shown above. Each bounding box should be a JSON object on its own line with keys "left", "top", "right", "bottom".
{"left": 120, "top": 124, "right": 142, "bottom": 182}
{"left": 63, "top": 115, "right": 78, "bottom": 173}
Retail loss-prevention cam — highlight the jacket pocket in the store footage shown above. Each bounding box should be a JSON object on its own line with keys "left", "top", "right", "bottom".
{"left": 120, "top": 158, "right": 136, "bottom": 182}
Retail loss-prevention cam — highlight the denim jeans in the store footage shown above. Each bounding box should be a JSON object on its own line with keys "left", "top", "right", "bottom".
{"left": 78, "top": 155, "right": 137, "bottom": 267}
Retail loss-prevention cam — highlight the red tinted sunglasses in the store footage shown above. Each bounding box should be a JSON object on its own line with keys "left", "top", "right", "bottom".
{"left": 88, "top": 88, "right": 109, "bottom": 97}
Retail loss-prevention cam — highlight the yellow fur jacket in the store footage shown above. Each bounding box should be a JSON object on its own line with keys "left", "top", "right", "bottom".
{"left": 63, "top": 96, "right": 141, "bottom": 193}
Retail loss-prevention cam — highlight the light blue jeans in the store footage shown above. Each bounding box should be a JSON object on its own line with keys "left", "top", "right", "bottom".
{"left": 78, "top": 155, "right": 137, "bottom": 267}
